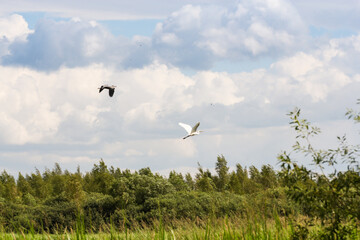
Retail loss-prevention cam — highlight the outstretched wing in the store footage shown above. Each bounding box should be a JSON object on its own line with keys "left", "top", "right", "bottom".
{"left": 179, "top": 122, "right": 192, "bottom": 134}
{"left": 109, "top": 88, "right": 115, "bottom": 97}
{"left": 191, "top": 122, "right": 200, "bottom": 133}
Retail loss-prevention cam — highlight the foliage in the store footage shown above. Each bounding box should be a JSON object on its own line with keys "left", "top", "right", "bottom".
{"left": 0, "top": 156, "right": 287, "bottom": 233}
{"left": 278, "top": 105, "right": 360, "bottom": 239}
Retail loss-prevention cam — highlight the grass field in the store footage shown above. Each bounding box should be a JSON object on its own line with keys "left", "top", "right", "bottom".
{"left": 0, "top": 214, "right": 340, "bottom": 240}
{"left": 2, "top": 214, "right": 360, "bottom": 239}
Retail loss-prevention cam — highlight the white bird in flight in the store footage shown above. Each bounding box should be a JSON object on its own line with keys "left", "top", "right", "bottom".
{"left": 98, "top": 85, "right": 116, "bottom": 97}
{"left": 179, "top": 122, "right": 203, "bottom": 139}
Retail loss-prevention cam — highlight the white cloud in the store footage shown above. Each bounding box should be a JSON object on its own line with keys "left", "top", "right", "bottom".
{"left": 0, "top": 67, "right": 60, "bottom": 144}
{"left": 8, "top": 0, "right": 358, "bottom": 72}
{"left": 191, "top": 71, "right": 244, "bottom": 106}
{"left": 152, "top": 0, "right": 308, "bottom": 68}
{"left": 272, "top": 52, "right": 323, "bottom": 78}
{"left": 169, "top": 4, "right": 202, "bottom": 31}
{"left": 269, "top": 43, "right": 354, "bottom": 102}
{"left": 1, "top": 30, "right": 358, "bottom": 145}
{"left": 289, "top": 0, "right": 360, "bottom": 31}
{"left": 0, "top": 64, "right": 112, "bottom": 144}
{"left": 318, "top": 36, "right": 360, "bottom": 76}
{"left": 0, "top": 14, "right": 32, "bottom": 41}
{"left": 159, "top": 33, "right": 182, "bottom": 46}
{"left": 0, "top": 62, "right": 245, "bottom": 146}
{"left": 83, "top": 33, "right": 105, "bottom": 57}
{"left": 0, "top": 14, "right": 32, "bottom": 58}
{"left": 125, "top": 149, "right": 144, "bottom": 157}
{"left": 2, "top": 18, "right": 126, "bottom": 70}
{"left": 5, "top": 1, "right": 304, "bottom": 71}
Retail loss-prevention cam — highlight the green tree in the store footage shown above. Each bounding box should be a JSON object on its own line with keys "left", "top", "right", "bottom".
{"left": 110, "top": 176, "right": 133, "bottom": 207}
{"left": 195, "top": 164, "right": 215, "bottom": 192}
{"left": 248, "top": 166, "right": 261, "bottom": 193}
{"left": 17, "top": 172, "right": 32, "bottom": 197}
{"left": 228, "top": 171, "right": 242, "bottom": 194}
{"left": 48, "top": 163, "right": 67, "bottom": 196}
{"left": 65, "top": 174, "right": 85, "bottom": 208}
{"left": 278, "top": 106, "right": 360, "bottom": 238}
{"left": 185, "top": 173, "right": 195, "bottom": 190}
{"left": 130, "top": 173, "right": 175, "bottom": 205}
{"left": 0, "top": 180, "right": 4, "bottom": 199}
{"left": 260, "top": 165, "right": 278, "bottom": 189}
{"left": 214, "top": 155, "right": 229, "bottom": 191}
{"left": 168, "top": 171, "right": 189, "bottom": 191}
{"left": 138, "top": 167, "right": 153, "bottom": 176}
{"left": 84, "top": 159, "right": 114, "bottom": 195}
{"left": 28, "top": 169, "right": 48, "bottom": 200}
{"left": 235, "top": 164, "right": 250, "bottom": 194}
{"left": 0, "top": 170, "right": 18, "bottom": 201}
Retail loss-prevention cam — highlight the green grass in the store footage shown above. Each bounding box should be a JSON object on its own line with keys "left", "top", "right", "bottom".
{"left": 2, "top": 215, "right": 360, "bottom": 239}
{"left": 0, "top": 216, "right": 294, "bottom": 240}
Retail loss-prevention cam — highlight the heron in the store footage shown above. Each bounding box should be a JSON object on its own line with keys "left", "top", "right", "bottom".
{"left": 98, "top": 85, "right": 116, "bottom": 97}
{"left": 179, "top": 122, "right": 203, "bottom": 139}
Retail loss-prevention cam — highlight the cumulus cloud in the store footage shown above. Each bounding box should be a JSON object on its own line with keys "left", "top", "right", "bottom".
{"left": 319, "top": 35, "right": 360, "bottom": 76}
{"left": 0, "top": 14, "right": 32, "bottom": 41}
{"left": 0, "top": 64, "right": 112, "bottom": 144}
{"left": 191, "top": 71, "right": 244, "bottom": 106}
{"left": 0, "top": 16, "right": 157, "bottom": 70}
{"left": 0, "top": 61, "right": 245, "bottom": 146}
{"left": 0, "top": 67, "right": 59, "bottom": 144}
{"left": 153, "top": 0, "right": 308, "bottom": 68}
{"left": 0, "top": 0, "right": 309, "bottom": 71}
{"left": 270, "top": 51, "right": 350, "bottom": 102}
{"left": 1, "top": 32, "right": 358, "bottom": 147}
{"left": 2, "top": 18, "right": 124, "bottom": 70}
{"left": 0, "top": 14, "right": 32, "bottom": 57}
{"left": 1, "top": 0, "right": 359, "bottom": 74}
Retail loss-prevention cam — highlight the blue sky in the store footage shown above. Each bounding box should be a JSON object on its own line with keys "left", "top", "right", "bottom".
{"left": 18, "top": 12, "right": 162, "bottom": 38}
{"left": 0, "top": 0, "right": 359, "bottom": 176}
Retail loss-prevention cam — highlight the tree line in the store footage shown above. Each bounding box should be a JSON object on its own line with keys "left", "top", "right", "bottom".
{"left": 0, "top": 101, "right": 359, "bottom": 239}
{"left": 0, "top": 156, "right": 290, "bottom": 231}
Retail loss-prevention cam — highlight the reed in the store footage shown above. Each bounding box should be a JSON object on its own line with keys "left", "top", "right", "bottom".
{"left": 2, "top": 213, "right": 359, "bottom": 239}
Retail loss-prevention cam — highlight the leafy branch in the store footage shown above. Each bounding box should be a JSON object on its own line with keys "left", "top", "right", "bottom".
{"left": 278, "top": 103, "right": 360, "bottom": 238}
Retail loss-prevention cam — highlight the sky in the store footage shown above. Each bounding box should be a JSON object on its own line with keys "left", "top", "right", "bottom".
{"left": 0, "top": 0, "right": 359, "bottom": 177}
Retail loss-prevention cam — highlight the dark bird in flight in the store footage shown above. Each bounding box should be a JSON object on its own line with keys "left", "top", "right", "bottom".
{"left": 98, "top": 85, "right": 116, "bottom": 97}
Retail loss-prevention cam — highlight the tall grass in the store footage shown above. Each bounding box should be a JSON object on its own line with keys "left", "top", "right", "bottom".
{"left": 2, "top": 213, "right": 359, "bottom": 239}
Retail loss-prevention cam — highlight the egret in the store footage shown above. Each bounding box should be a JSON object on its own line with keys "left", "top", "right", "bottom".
{"left": 98, "top": 85, "right": 116, "bottom": 97}
{"left": 179, "top": 122, "right": 203, "bottom": 139}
